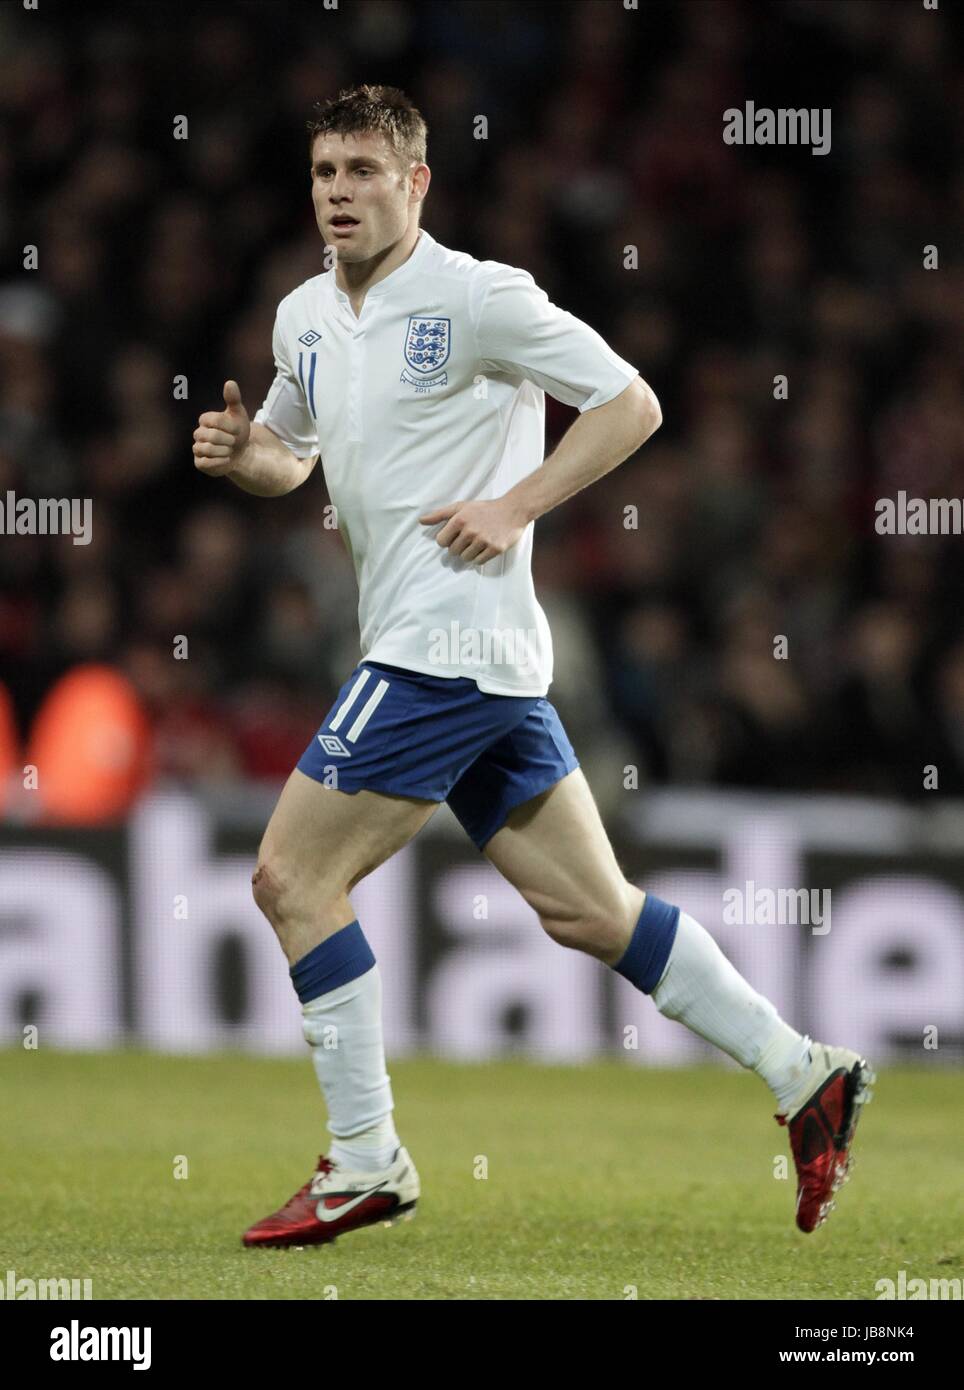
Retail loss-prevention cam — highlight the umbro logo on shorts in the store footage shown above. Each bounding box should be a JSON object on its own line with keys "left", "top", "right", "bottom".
{"left": 317, "top": 733, "right": 351, "bottom": 758}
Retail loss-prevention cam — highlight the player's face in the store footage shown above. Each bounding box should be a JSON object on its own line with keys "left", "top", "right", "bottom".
{"left": 310, "top": 132, "right": 417, "bottom": 263}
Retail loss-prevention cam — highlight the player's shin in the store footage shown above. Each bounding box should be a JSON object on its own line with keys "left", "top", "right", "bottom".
{"left": 613, "top": 899, "right": 812, "bottom": 1112}
{"left": 293, "top": 922, "right": 401, "bottom": 1172}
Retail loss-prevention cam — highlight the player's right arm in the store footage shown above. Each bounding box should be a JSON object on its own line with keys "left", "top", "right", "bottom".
{"left": 193, "top": 380, "right": 318, "bottom": 496}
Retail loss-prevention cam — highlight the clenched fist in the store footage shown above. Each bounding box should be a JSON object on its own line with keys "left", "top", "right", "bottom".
{"left": 193, "top": 380, "right": 251, "bottom": 477}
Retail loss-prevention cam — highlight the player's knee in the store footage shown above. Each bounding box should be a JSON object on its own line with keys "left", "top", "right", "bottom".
{"left": 252, "top": 853, "right": 348, "bottom": 932}
{"left": 251, "top": 857, "right": 287, "bottom": 924}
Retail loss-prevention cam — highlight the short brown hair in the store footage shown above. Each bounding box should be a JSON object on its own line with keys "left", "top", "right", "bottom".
{"left": 307, "top": 84, "right": 428, "bottom": 171}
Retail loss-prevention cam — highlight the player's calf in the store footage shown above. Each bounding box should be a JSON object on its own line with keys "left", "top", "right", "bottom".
{"left": 538, "top": 879, "right": 643, "bottom": 963}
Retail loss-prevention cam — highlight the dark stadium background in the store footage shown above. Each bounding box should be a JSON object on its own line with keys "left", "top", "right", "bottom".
{"left": 0, "top": 0, "right": 962, "bottom": 1070}
{"left": 2, "top": 0, "right": 961, "bottom": 803}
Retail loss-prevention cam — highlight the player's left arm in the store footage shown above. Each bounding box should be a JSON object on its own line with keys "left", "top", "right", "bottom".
{"left": 420, "top": 267, "right": 661, "bottom": 565}
{"left": 420, "top": 378, "right": 658, "bottom": 565}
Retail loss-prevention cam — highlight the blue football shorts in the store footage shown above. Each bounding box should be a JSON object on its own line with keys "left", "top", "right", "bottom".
{"left": 296, "top": 660, "right": 580, "bottom": 851}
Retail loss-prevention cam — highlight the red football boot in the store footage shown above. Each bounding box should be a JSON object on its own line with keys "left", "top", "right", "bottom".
{"left": 242, "top": 1146, "right": 419, "bottom": 1248}
{"left": 776, "top": 1044, "right": 874, "bottom": 1233}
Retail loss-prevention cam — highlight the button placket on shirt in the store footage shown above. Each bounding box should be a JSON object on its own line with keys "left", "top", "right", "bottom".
{"left": 338, "top": 292, "right": 371, "bottom": 445}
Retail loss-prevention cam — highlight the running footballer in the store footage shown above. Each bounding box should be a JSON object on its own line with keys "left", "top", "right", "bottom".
{"left": 192, "top": 85, "right": 873, "bottom": 1246}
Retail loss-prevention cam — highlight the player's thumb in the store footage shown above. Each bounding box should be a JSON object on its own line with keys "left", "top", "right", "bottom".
{"left": 223, "top": 379, "right": 246, "bottom": 414}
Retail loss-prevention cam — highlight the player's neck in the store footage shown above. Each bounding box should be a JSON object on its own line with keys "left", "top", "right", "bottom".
{"left": 335, "top": 226, "right": 423, "bottom": 307}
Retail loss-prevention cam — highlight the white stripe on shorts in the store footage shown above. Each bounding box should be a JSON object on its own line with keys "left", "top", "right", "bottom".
{"left": 328, "top": 668, "right": 371, "bottom": 732}
{"left": 346, "top": 678, "right": 390, "bottom": 743}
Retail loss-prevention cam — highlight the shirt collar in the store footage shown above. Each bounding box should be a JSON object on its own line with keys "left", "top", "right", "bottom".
{"left": 332, "top": 229, "right": 433, "bottom": 304}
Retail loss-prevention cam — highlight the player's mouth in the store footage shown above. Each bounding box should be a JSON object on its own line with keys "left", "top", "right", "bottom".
{"left": 330, "top": 215, "right": 360, "bottom": 235}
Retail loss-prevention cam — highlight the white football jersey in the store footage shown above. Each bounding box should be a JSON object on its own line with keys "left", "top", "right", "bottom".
{"left": 254, "top": 229, "right": 639, "bottom": 695}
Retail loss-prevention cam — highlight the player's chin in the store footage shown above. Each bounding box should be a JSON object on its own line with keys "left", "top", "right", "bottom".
{"left": 325, "top": 239, "right": 365, "bottom": 261}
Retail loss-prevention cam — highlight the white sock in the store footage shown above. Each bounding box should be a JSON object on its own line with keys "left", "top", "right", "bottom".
{"left": 301, "top": 963, "right": 400, "bottom": 1173}
{"left": 650, "top": 911, "right": 813, "bottom": 1110}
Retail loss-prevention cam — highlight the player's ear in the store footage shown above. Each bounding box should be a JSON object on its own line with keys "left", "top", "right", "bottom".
{"left": 411, "top": 162, "right": 431, "bottom": 206}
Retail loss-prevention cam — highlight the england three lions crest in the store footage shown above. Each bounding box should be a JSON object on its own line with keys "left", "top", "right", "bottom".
{"left": 401, "top": 315, "right": 450, "bottom": 390}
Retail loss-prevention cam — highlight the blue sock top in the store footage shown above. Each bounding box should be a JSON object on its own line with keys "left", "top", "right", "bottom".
{"left": 290, "top": 921, "right": 375, "bottom": 1005}
{"left": 613, "top": 894, "right": 680, "bottom": 995}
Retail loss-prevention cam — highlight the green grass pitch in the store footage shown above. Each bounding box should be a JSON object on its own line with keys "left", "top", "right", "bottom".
{"left": 2, "top": 1049, "right": 960, "bottom": 1300}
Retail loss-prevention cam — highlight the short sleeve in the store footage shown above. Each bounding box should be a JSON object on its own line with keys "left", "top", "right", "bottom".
{"left": 474, "top": 267, "right": 640, "bottom": 412}
{"left": 252, "top": 312, "right": 319, "bottom": 458}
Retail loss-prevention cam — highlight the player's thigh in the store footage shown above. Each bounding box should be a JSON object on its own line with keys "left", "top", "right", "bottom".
{"left": 482, "top": 768, "right": 637, "bottom": 934}
{"left": 257, "top": 767, "right": 438, "bottom": 898}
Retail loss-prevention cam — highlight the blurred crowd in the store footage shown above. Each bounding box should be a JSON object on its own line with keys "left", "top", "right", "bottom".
{"left": 1, "top": 0, "right": 963, "bottom": 811}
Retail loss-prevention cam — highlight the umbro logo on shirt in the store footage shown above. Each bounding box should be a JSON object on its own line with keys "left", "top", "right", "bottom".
{"left": 298, "top": 329, "right": 322, "bottom": 346}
